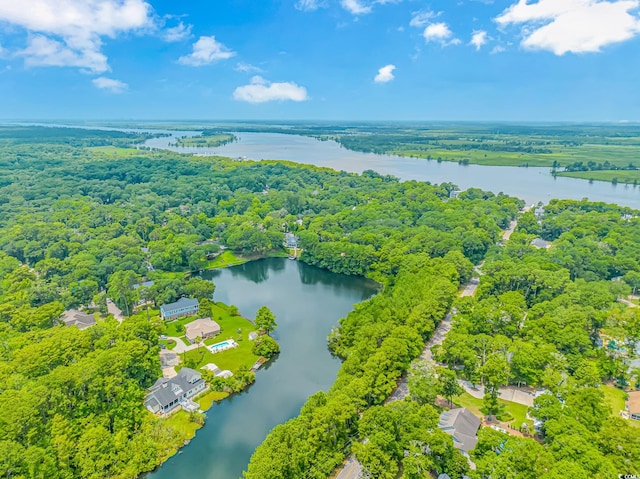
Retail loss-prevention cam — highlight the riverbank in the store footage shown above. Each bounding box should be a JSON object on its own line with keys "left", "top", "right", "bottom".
{"left": 202, "top": 250, "right": 288, "bottom": 270}
{"left": 557, "top": 169, "right": 640, "bottom": 185}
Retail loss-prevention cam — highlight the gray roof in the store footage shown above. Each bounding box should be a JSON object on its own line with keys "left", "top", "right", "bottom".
{"left": 438, "top": 475, "right": 452, "bottom": 479}
{"left": 531, "top": 238, "right": 550, "bottom": 249}
{"left": 133, "top": 280, "right": 155, "bottom": 290}
{"left": 145, "top": 368, "right": 203, "bottom": 412}
{"left": 439, "top": 408, "right": 481, "bottom": 453}
{"left": 61, "top": 310, "right": 97, "bottom": 330}
{"left": 160, "top": 297, "right": 199, "bottom": 315}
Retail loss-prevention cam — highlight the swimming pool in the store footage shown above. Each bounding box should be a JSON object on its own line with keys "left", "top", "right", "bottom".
{"left": 208, "top": 339, "right": 238, "bottom": 354}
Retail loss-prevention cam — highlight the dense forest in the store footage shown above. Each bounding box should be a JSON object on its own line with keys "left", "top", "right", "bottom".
{"left": 0, "top": 126, "right": 520, "bottom": 479}
{"left": 1, "top": 125, "right": 638, "bottom": 479}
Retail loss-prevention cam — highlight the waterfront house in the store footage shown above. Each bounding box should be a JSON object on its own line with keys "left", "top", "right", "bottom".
{"left": 144, "top": 367, "right": 206, "bottom": 415}
{"left": 438, "top": 408, "right": 481, "bottom": 455}
{"left": 60, "top": 309, "right": 97, "bottom": 330}
{"left": 185, "top": 317, "right": 221, "bottom": 343}
{"left": 160, "top": 297, "right": 199, "bottom": 321}
{"left": 284, "top": 233, "right": 299, "bottom": 248}
{"left": 627, "top": 391, "right": 640, "bottom": 421}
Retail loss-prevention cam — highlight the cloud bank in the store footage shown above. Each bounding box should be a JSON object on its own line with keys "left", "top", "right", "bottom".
{"left": 0, "top": 0, "right": 153, "bottom": 73}
{"left": 496, "top": 0, "right": 640, "bottom": 55}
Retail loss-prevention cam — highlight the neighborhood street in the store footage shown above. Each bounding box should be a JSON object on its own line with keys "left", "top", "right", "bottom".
{"left": 331, "top": 210, "right": 524, "bottom": 479}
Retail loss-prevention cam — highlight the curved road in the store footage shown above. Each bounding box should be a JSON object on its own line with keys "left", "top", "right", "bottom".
{"left": 332, "top": 209, "right": 525, "bottom": 479}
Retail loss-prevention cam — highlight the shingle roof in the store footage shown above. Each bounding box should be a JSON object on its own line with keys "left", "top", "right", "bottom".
{"left": 160, "top": 297, "right": 199, "bottom": 315}
{"left": 185, "top": 318, "right": 220, "bottom": 341}
{"left": 438, "top": 408, "right": 481, "bottom": 453}
{"left": 133, "top": 280, "right": 155, "bottom": 290}
{"left": 60, "top": 310, "right": 97, "bottom": 330}
{"left": 145, "top": 368, "right": 203, "bottom": 412}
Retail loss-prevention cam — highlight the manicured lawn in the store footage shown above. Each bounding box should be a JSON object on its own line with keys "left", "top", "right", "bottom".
{"left": 163, "top": 315, "right": 200, "bottom": 337}
{"left": 204, "top": 250, "right": 247, "bottom": 270}
{"left": 159, "top": 339, "right": 177, "bottom": 350}
{"left": 179, "top": 303, "right": 260, "bottom": 372}
{"left": 453, "top": 392, "right": 533, "bottom": 429}
{"left": 602, "top": 384, "right": 627, "bottom": 415}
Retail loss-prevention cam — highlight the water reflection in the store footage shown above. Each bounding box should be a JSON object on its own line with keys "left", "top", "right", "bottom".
{"left": 148, "top": 258, "right": 377, "bottom": 479}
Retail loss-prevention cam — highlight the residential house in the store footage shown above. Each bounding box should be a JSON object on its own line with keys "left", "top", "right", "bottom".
{"left": 438, "top": 408, "right": 481, "bottom": 455}
{"left": 160, "top": 297, "right": 199, "bottom": 321}
{"left": 284, "top": 233, "right": 299, "bottom": 249}
{"left": 531, "top": 238, "right": 551, "bottom": 249}
{"left": 133, "top": 280, "right": 155, "bottom": 290}
{"left": 627, "top": 391, "right": 640, "bottom": 421}
{"left": 185, "top": 318, "right": 221, "bottom": 344}
{"left": 144, "top": 367, "right": 206, "bottom": 415}
{"left": 60, "top": 309, "right": 97, "bottom": 330}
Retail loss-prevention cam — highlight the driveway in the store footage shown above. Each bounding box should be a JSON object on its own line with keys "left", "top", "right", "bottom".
{"left": 167, "top": 336, "right": 200, "bottom": 354}
{"left": 106, "top": 299, "right": 125, "bottom": 323}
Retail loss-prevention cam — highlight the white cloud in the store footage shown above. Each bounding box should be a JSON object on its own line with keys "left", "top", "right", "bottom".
{"left": 339, "top": 0, "right": 404, "bottom": 15}
{"left": 19, "top": 35, "right": 109, "bottom": 72}
{"left": 163, "top": 22, "right": 192, "bottom": 42}
{"left": 178, "top": 36, "right": 235, "bottom": 66}
{"left": 410, "top": 10, "right": 437, "bottom": 27}
{"left": 374, "top": 64, "right": 396, "bottom": 83}
{"left": 423, "top": 22, "right": 461, "bottom": 45}
{"left": 235, "top": 62, "right": 264, "bottom": 73}
{"left": 233, "top": 76, "right": 309, "bottom": 103}
{"left": 295, "top": 0, "right": 325, "bottom": 11}
{"left": 92, "top": 76, "right": 128, "bottom": 93}
{"left": 495, "top": 0, "right": 640, "bottom": 55}
{"left": 341, "top": 0, "right": 372, "bottom": 14}
{"left": 470, "top": 30, "right": 488, "bottom": 50}
{"left": 491, "top": 45, "right": 507, "bottom": 54}
{"left": 0, "top": 0, "right": 153, "bottom": 73}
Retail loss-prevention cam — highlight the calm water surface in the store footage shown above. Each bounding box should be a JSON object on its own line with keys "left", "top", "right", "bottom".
{"left": 147, "top": 258, "right": 378, "bottom": 479}
{"left": 145, "top": 132, "right": 640, "bottom": 208}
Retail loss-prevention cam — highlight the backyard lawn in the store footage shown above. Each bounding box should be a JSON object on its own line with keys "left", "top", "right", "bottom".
{"left": 178, "top": 302, "right": 261, "bottom": 372}
{"left": 204, "top": 250, "right": 247, "bottom": 269}
{"left": 453, "top": 392, "right": 533, "bottom": 429}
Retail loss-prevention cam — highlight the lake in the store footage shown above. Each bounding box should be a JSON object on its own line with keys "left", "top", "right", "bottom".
{"left": 144, "top": 131, "right": 640, "bottom": 208}
{"left": 147, "top": 258, "right": 378, "bottom": 479}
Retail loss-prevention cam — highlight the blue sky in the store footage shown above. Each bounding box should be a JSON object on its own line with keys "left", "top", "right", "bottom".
{"left": 0, "top": 0, "right": 639, "bottom": 121}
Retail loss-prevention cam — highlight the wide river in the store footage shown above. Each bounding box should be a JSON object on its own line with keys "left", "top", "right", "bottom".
{"left": 144, "top": 131, "right": 640, "bottom": 209}
{"left": 147, "top": 258, "right": 378, "bottom": 479}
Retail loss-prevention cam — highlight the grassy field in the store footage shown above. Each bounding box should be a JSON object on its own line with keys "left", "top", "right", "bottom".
{"left": 196, "top": 390, "right": 230, "bottom": 410}
{"left": 557, "top": 169, "right": 640, "bottom": 184}
{"left": 87, "top": 146, "right": 149, "bottom": 157}
{"left": 602, "top": 384, "right": 627, "bottom": 415}
{"left": 453, "top": 392, "right": 533, "bottom": 429}
{"left": 203, "top": 250, "right": 248, "bottom": 269}
{"left": 334, "top": 126, "right": 640, "bottom": 169}
{"left": 175, "top": 134, "right": 235, "bottom": 148}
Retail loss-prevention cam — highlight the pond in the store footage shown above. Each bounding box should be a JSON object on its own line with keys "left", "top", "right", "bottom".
{"left": 146, "top": 258, "right": 378, "bottom": 479}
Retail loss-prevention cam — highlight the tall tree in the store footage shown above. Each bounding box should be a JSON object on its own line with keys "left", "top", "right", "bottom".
{"left": 255, "top": 306, "right": 277, "bottom": 335}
